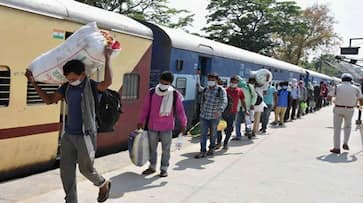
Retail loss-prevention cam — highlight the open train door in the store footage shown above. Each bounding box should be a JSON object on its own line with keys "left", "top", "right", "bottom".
{"left": 192, "top": 56, "right": 212, "bottom": 125}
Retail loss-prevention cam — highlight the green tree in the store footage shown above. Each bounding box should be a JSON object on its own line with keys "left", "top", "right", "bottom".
{"left": 203, "top": 0, "right": 304, "bottom": 55}
{"left": 76, "top": 0, "right": 194, "bottom": 29}
{"left": 275, "top": 5, "right": 340, "bottom": 65}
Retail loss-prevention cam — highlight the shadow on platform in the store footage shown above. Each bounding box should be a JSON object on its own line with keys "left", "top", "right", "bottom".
{"left": 173, "top": 152, "right": 214, "bottom": 171}
{"left": 109, "top": 172, "right": 167, "bottom": 199}
{"left": 316, "top": 152, "right": 358, "bottom": 163}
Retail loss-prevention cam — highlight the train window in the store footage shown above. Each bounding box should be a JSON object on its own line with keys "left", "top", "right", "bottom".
{"left": 0, "top": 66, "right": 10, "bottom": 107}
{"left": 27, "top": 82, "right": 59, "bottom": 105}
{"left": 175, "top": 77, "right": 187, "bottom": 96}
{"left": 176, "top": 59, "right": 184, "bottom": 71}
{"left": 122, "top": 73, "right": 140, "bottom": 100}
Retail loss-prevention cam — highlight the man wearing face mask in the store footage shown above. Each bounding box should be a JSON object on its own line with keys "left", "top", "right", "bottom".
{"left": 195, "top": 73, "right": 227, "bottom": 158}
{"left": 272, "top": 81, "right": 289, "bottom": 126}
{"left": 289, "top": 78, "right": 300, "bottom": 120}
{"left": 25, "top": 47, "right": 113, "bottom": 203}
{"left": 137, "top": 71, "right": 187, "bottom": 177}
{"left": 216, "top": 75, "right": 248, "bottom": 150}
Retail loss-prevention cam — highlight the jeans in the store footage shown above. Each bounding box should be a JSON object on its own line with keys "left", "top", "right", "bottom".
{"left": 235, "top": 109, "right": 245, "bottom": 138}
{"left": 148, "top": 130, "right": 172, "bottom": 171}
{"left": 290, "top": 99, "right": 298, "bottom": 120}
{"left": 200, "top": 117, "right": 219, "bottom": 152}
{"left": 261, "top": 104, "right": 273, "bottom": 130}
{"left": 217, "top": 113, "right": 236, "bottom": 146}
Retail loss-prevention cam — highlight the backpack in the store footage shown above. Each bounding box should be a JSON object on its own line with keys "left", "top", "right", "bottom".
{"left": 246, "top": 84, "right": 262, "bottom": 105}
{"left": 64, "top": 80, "right": 122, "bottom": 133}
{"left": 222, "top": 89, "right": 234, "bottom": 117}
{"left": 145, "top": 88, "right": 178, "bottom": 130}
{"left": 90, "top": 81, "right": 122, "bottom": 132}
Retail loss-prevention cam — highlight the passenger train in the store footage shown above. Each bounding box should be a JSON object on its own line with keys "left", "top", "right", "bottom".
{"left": 0, "top": 0, "right": 339, "bottom": 180}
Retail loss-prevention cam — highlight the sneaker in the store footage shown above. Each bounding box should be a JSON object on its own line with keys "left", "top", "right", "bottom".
{"left": 223, "top": 145, "right": 229, "bottom": 151}
{"left": 194, "top": 152, "right": 207, "bottom": 159}
{"left": 330, "top": 148, "right": 341, "bottom": 154}
{"left": 342, "top": 144, "right": 350, "bottom": 150}
{"left": 215, "top": 143, "right": 222, "bottom": 150}
{"left": 262, "top": 129, "right": 266, "bottom": 133}
{"left": 231, "top": 137, "right": 242, "bottom": 141}
{"left": 159, "top": 170, "right": 168, "bottom": 177}
{"left": 207, "top": 149, "right": 215, "bottom": 156}
{"left": 142, "top": 168, "right": 156, "bottom": 175}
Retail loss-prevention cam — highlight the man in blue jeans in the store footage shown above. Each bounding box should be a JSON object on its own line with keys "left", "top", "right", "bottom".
{"left": 260, "top": 83, "right": 277, "bottom": 133}
{"left": 195, "top": 73, "right": 227, "bottom": 158}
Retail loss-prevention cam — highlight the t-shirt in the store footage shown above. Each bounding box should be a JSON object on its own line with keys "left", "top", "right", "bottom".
{"left": 263, "top": 86, "right": 276, "bottom": 105}
{"left": 277, "top": 89, "right": 289, "bottom": 107}
{"left": 58, "top": 79, "right": 99, "bottom": 135}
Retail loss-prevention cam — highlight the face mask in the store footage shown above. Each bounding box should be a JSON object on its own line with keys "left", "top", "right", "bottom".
{"left": 70, "top": 80, "right": 81, "bottom": 86}
{"left": 159, "top": 84, "right": 170, "bottom": 91}
{"left": 231, "top": 83, "right": 238, "bottom": 88}
{"left": 208, "top": 81, "right": 216, "bottom": 87}
{"left": 282, "top": 86, "right": 288, "bottom": 89}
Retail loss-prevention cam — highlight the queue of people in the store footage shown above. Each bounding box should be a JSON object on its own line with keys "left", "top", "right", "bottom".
{"left": 25, "top": 53, "right": 359, "bottom": 203}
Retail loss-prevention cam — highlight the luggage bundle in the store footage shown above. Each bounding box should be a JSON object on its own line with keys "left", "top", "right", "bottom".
{"left": 29, "top": 22, "right": 121, "bottom": 84}
{"left": 128, "top": 130, "right": 150, "bottom": 167}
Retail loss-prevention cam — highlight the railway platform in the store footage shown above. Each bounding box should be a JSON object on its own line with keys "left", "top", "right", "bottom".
{"left": 1, "top": 106, "right": 363, "bottom": 203}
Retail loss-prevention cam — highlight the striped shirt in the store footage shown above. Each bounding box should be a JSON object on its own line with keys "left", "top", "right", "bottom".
{"left": 200, "top": 86, "right": 227, "bottom": 120}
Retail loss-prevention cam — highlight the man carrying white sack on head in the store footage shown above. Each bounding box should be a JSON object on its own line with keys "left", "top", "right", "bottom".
{"left": 25, "top": 47, "right": 113, "bottom": 203}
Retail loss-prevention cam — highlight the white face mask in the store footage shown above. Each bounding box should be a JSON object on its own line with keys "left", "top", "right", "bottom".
{"left": 231, "top": 83, "right": 238, "bottom": 88}
{"left": 70, "top": 80, "right": 81, "bottom": 86}
{"left": 208, "top": 81, "right": 216, "bottom": 87}
{"left": 159, "top": 84, "right": 170, "bottom": 91}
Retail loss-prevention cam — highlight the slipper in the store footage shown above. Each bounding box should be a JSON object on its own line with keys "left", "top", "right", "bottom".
{"left": 97, "top": 181, "right": 111, "bottom": 202}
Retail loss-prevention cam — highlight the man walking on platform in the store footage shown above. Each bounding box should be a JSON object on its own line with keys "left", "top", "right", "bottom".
{"left": 25, "top": 47, "right": 113, "bottom": 203}
{"left": 328, "top": 73, "right": 363, "bottom": 154}
{"left": 217, "top": 75, "right": 248, "bottom": 150}
{"left": 261, "top": 82, "right": 277, "bottom": 133}
{"left": 138, "top": 71, "right": 187, "bottom": 177}
{"left": 195, "top": 73, "right": 227, "bottom": 158}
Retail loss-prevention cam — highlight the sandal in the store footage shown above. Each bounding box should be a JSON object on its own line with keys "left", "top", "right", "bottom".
{"left": 97, "top": 180, "right": 111, "bottom": 202}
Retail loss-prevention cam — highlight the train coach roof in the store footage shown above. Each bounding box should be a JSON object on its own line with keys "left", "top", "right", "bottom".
{"left": 157, "top": 25, "right": 306, "bottom": 74}
{"left": 308, "top": 70, "right": 332, "bottom": 80}
{"left": 0, "top": 0, "right": 153, "bottom": 39}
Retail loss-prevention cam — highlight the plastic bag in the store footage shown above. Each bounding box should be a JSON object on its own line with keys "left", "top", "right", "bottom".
{"left": 175, "top": 133, "right": 183, "bottom": 150}
{"left": 128, "top": 129, "right": 150, "bottom": 167}
{"left": 217, "top": 120, "right": 227, "bottom": 131}
{"left": 29, "top": 22, "right": 121, "bottom": 84}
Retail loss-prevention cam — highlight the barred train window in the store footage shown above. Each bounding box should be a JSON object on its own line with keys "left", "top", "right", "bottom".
{"left": 122, "top": 73, "right": 140, "bottom": 100}
{"left": 27, "top": 82, "right": 59, "bottom": 105}
{"left": 176, "top": 77, "right": 187, "bottom": 96}
{"left": 0, "top": 66, "right": 10, "bottom": 107}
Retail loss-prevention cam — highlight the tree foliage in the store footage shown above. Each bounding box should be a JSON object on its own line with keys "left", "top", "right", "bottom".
{"left": 275, "top": 5, "right": 340, "bottom": 65}
{"left": 76, "top": 0, "right": 194, "bottom": 29}
{"left": 202, "top": 0, "right": 305, "bottom": 55}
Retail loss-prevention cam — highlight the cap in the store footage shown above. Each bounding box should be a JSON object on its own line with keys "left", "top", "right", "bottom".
{"left": 341, "top": 73, "right": 353, "bottom": 80}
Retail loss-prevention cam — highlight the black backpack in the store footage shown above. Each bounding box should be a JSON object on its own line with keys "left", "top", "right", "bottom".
{"left": 90, "top": 81, "right": 122, "bottom": 132}
{"left": 222, "top": 92, "right": 233, "bottom": 117}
